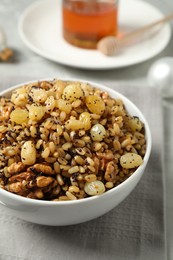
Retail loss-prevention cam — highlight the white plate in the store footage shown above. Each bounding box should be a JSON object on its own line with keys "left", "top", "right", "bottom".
{"left": 19, "top": 0, "right": 171, "bottom": 70}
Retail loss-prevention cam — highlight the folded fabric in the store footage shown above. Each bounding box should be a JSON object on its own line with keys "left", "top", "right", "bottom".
{"left": 0, "top": 79, "right": 165, "bottom": 260}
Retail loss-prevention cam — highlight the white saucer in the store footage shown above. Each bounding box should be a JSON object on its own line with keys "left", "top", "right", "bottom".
{"left": 19, "top": 0, "right": 171, "bottom": 70}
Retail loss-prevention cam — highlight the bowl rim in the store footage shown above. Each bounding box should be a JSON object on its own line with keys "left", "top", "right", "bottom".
{"left": 0, "top": 78, "right": 152, "bottom": 206}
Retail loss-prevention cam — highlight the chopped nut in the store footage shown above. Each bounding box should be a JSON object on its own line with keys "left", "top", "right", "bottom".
{"left": 0, "top": 47, "right": 13, "bottom": 62}
{"left": 29, "top": 164, "right": 55, "bottom": 175}
{"left": 5, "top": 182, "right": 23, "bottom": 193}
{"left": 104, "top": 161, "right": 118, "bottom": 182}
{"left": 8, "top": 172, "right": 35, "bottom": 183}
{"left": 36, "top": 176, "right": 54, "bottom": 188}
{"left": 34, "top": 189, "right": 44, "bottom": 199}
{"left": 93, "top": 157, "right": 100, "bottom": 175}
{"left": 7, "top": 162, "right": 26, "bottom": 175}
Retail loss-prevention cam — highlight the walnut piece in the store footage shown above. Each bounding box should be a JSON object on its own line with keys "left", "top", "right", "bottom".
{"left": 7, "top": 162, "right": 26, "bottom": 176}
{"left": 29, "top": 164, "right": 55, "bottom": 175}
{"left": 8, "top": 171, "right": 35, "bottom": 183}
{"left": 104, "top": 161, "right": 117, "bottom": 182}
{"left": 36, "top": 176, "right": 54, "bottom": 188}
{"left": 0, "top": 47, "right": 13, "bottom": 61}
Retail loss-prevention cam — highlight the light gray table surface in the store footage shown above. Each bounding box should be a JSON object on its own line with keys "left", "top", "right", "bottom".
{"left": 0, "top": 0, "right": 173, "bottom": 259}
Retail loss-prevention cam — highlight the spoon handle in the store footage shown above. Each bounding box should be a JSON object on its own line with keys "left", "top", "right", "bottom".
{"left": 119, "top": 12, "right": 173, "bottom": 43}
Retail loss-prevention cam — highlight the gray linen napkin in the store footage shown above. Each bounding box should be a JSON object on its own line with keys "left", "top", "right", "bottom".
{"left": 0, "top": 79, "right": 165, "bottom": 260}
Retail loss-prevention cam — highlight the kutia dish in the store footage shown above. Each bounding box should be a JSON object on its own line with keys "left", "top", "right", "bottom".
{"left": 0, "top": 79, "right": 151, "bottom": 225}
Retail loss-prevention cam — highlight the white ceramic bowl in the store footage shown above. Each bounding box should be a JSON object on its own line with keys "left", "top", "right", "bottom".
{"left": 0, "top": 79, "right": 152, "bottom": 226}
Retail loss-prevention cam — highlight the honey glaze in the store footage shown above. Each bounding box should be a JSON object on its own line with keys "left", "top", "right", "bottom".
{"left": 62, "top": 0, "right": 118, "bottom": 49}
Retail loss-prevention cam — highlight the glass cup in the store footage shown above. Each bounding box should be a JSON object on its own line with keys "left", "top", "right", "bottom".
{"left": 62, "top": 0, "right": 119, "bottom": 49}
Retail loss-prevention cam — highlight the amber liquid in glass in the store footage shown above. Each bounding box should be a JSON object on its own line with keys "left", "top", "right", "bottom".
{"left": 62, "top": 0, "right": 118, "bottom": 49}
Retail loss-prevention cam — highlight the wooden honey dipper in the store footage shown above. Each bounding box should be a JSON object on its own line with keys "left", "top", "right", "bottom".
{"left": 97, "top": 12, "right": 173, "bottom": 56}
